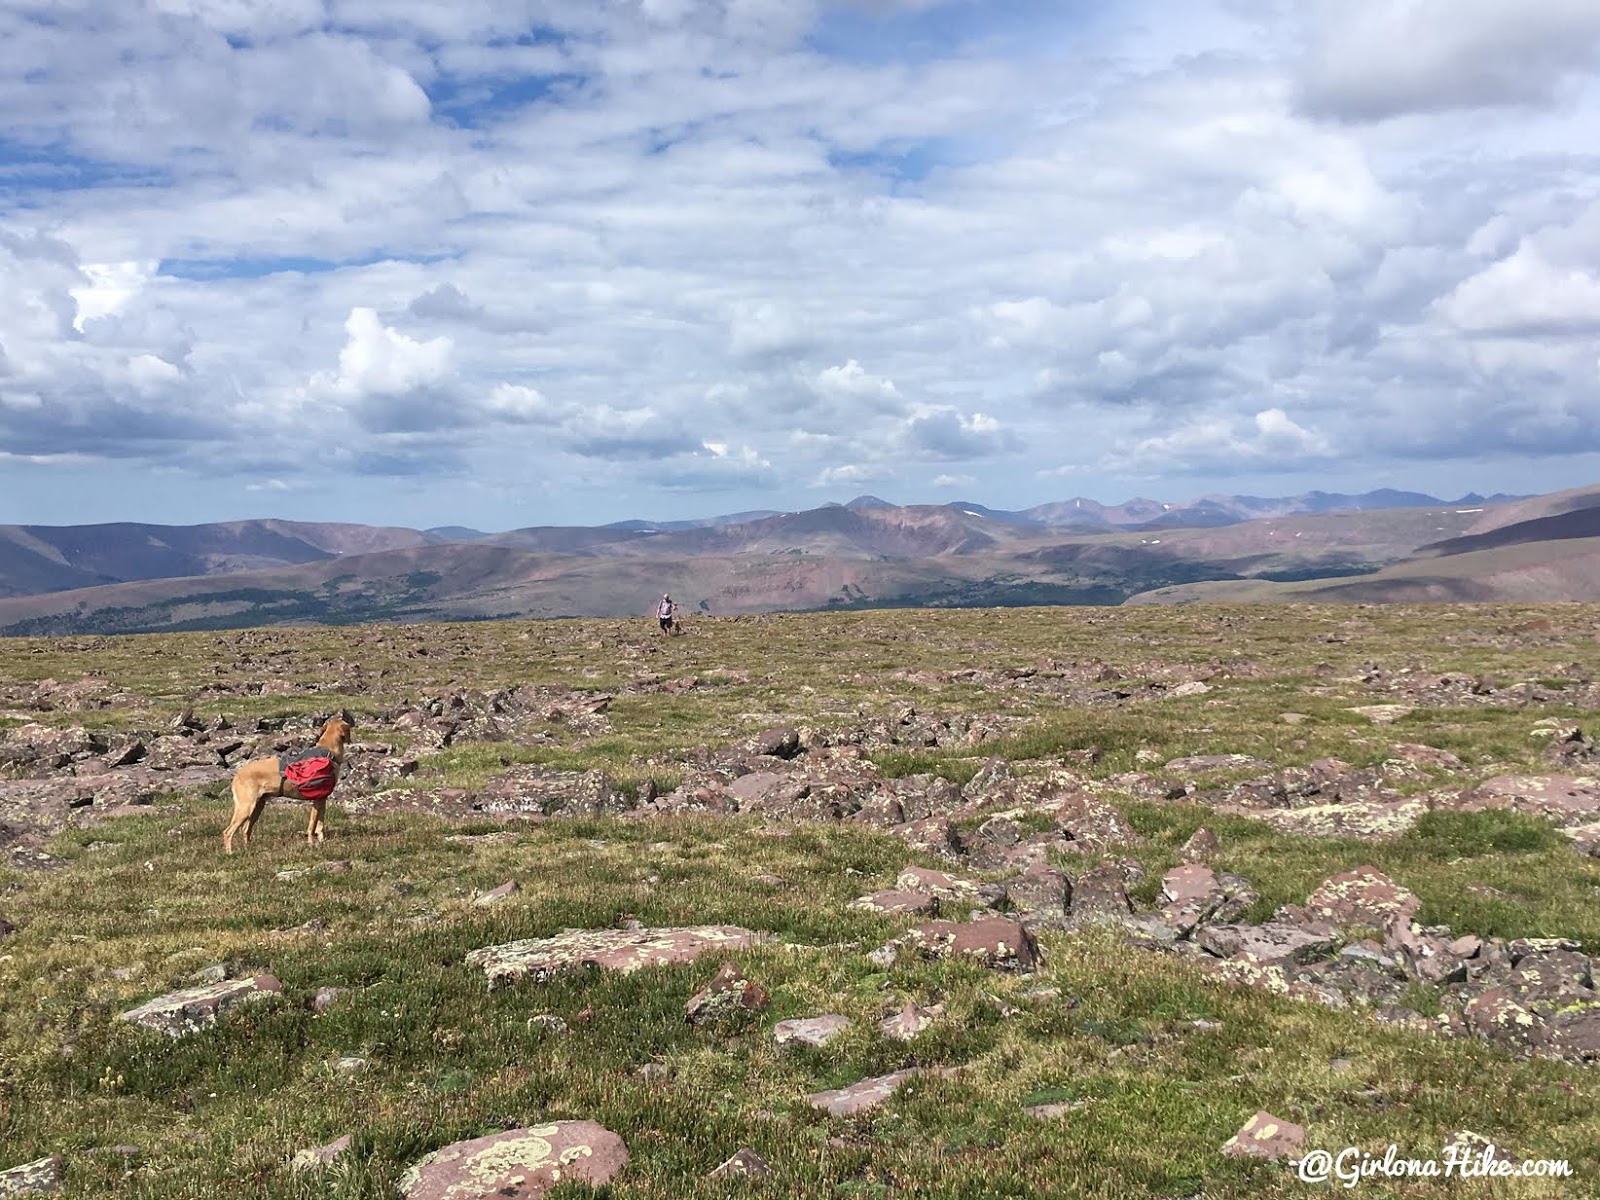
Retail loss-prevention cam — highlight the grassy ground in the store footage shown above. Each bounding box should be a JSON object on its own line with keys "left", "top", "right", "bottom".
{"left": 4, "top": 605, "right": 1600, "bottom": 1197}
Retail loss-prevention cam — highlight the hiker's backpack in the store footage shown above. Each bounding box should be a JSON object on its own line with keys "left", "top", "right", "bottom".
{"left": 282, "top": 748, "right": 338, "bottom": 800}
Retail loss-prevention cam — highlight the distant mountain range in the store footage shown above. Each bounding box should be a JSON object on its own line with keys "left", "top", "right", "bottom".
{"left": 1, "top": 484, "right": 1590, "bottom": 635}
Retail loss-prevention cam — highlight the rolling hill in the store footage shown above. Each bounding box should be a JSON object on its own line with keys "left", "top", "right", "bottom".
{"left": 0, "top": 493, "right": 1516, "bottom": 635}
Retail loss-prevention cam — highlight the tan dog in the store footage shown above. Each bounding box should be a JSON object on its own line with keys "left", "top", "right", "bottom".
{"left": 222, "top": 715, "right": 353, "bottom": 854}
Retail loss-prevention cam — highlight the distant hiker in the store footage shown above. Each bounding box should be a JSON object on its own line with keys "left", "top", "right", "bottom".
{"left": 656, "top": 593, "right": 677, "bottom": 635}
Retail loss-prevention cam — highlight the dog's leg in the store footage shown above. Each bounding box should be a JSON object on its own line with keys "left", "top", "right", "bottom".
{"left": 240, "top": 790, "right": 268, "bottom": 850}
{"left": 223, "top": 779, "right": 254, "bottom": 854}
{"left": 306, "top": 798, "right": 327, "bottom": 845}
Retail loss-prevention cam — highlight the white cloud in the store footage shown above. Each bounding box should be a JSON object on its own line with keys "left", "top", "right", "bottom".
{"left": 1298, "top": 0, "right": 1600, "bottom": 121}
{"left": 5, "top": 0, "right": 1600, "bottom": 525}
{"left": 1437, "top": 245, "right": 1600, "bottom": 336}
{"left": 1112, "top": 408, "right": 1335, "bottom": 474}
{"left": 813, "top": 360, "right": 902, "bottom": 407}
{"left": 321, "top": 307, "right": 453, "bottom": 399}
{"left": 931, "top": 473, "right": 976, "bottom": 489}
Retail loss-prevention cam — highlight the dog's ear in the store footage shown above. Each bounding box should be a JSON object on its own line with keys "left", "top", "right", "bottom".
{"left": 338, "top": 708, "right": 356, "bottom": 729}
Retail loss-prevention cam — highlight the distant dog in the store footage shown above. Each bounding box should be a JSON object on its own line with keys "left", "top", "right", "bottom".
{"left": 222, "top": 715, "right": 353, "bottom": 854}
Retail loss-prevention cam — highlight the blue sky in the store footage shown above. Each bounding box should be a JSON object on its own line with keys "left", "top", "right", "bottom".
{"left": 3, "top": 0, "right": 1600, "bottom": 531}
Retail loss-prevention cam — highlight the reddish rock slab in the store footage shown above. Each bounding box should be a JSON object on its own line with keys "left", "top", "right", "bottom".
{"left": 890, "top": 817, "right": 963, "bottom": 858}
{"left": 896, "top": 867, "right": 981, "bottom": 898}
{"left": 1456, "top": 775, "right": 1600, "bottom": 827}
{"left": 1550, "top": 1010, "right": 1600, "bottom": 1061}
{"left": 880, "top": 1001, "right": 933, "bottom": 1041}
{"left": 1221, "top": 1111, "right": 1305, "bottom": 1160}
{"left": 1463, "top": 988, "right": 1549, "bottom": 1049}
{"left": 685, "top": 962, "right": 770, "bottom": 1024}
{"left": 849, "top": 890, "right": 938, "bottom": 916}
{"left": 1066, "top": 863, "right": 1133, "bottom": 927}
{"left": 466, "top": 926, "right": 760, "bottom": 990}
{"left": 1196, "top": 923, "right": 1334, "bottom": 967}
{"left": 1164, "top": 754, "right": 1273, "bottom": 775}
{"left": 1162, "top": 864, "right": 1220, "bottom": 907}
{"left": 1180, "top": 827, "right": 1220, "bottom": 862}
{"left": 807, "top": 1070, "right": 917, "bottom": 1117}
{"left": 1304, "top": 866, "right": 1420, "bottom": 931}
{"left": 398, "top": 1122, "right": 627, "bottom": 1200}
{"left": 120, "top": 974, "right": 283, "bottom": 1038}
{"left": 1004, "top": 863, "right": 1072, "bottom": 926}
{"left": 774, "top": 1014, "right": 850, "bottom": 1048}
{"left": 903, "top": 918, "right": 1040, "bottom": 971}
{"left": 474, "top": 880, "right": 520, "bottom": 907}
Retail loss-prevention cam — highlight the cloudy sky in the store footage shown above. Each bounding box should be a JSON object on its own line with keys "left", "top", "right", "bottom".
{"left": 4, "top": 0, "right": 1600, "bottom": 531}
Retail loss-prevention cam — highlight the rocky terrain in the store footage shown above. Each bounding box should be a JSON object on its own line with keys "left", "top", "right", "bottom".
{"left": 2, "top": 604, "right": 1600, "bottom": 1196}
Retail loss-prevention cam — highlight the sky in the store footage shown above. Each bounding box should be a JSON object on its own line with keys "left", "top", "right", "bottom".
{"left": 3, "top": 0, "right": 1600, "bottom": 531}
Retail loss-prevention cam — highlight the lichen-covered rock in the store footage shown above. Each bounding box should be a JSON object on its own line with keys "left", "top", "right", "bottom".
{"left": 1304, "top": 866, "right": 1420, "bottom": 932}
{"left": 902, "top": 917, "right": 1039, "bottom": 971}
{"left": 773, "top": 1014, "right": 850, "bottom": 1048}
{"left": 291, "top": 1135, "right": 352, "bottom": 1172}
{"left": 1506, "top": 950, "right": 1595, "bottom": 1009}
{"left": 466, "top": 926, "right": 761, "bottom": 990}
{"left": 1065, "top": 863, "right": 1132, "bottom": 927}
{"left": 895, "top": 867, "right": 980, "bottom": 900}
{"left": 685, "top": 962, "right": 770, "bottom": 1024}
{"left": 807, "top": 1070, "right": 917, "bottom": 1117}
{"left": 1180, "top": 827, "right": 1219, "bottom": 862}
{"left": 474, "top": 880, "right": 519, "bottom": 907}
{"left": 1221, "top": 1111, "right": 1305, "bottom": 1160}
{"left": 1003, "top": 863, "right": 1071, "bottom": 928}
{"left": 120, "top": 974, "right": 283, "bottom": 1037}
{"left": 879, "top": 1001, "right": 933, "bottom": 1041}
{"left": 1347, "top": 705, "right": 1414, "bottom": 725}
{"left": 708, "top": 1149, "right": 772, "bottom": 1179}
{"left": 1197, "top": 923, "right": 1335, "bottom": 967}
{"left": 0, "top": 1156, "right": 62, "bottom": 1197}
{"left": 848, "top": 890, "right": 938, "bottom": 916}
{"left": 1463, "top": 988, "right": 1549, "bottom": 1049}
{"left": 1456, "top": 775, "right": 1600, "bottom": 827}
{"left": 398, "top": 1122, "right": 627, "bottom": 1200}
{"left": 1165, "top": 754, "right": 1273, "bottom": 775}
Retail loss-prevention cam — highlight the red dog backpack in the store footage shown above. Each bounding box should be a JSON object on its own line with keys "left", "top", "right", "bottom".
{"left": 281, "top": 748, "right": 338, "bottom": 800}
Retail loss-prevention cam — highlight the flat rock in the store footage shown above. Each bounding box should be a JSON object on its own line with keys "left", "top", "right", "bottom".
{"left": 1180, "top": 827, "right": 1219, "bottom": 862}
{"left": 474, "top": 880, "right": 520, "bottom": 906}
{"left": 880, "top": 1001, "right": 933, "bottom": 1041}
{"left": 120, "top": 974, "right": 283, "bottom": 1037}
{"left": 1456, "top": 775, "right": 1600, "bottom": 827}
{"left": 466, "top": 925, "right": 760, "bottom": 990}
{"left": 1066, "top": 863, "right": 1132, "bottom": 926}
{"left": 807, "top": 1070, "right": 916, "bottom": 1117}
{"left": 1463, "top": 988, "right": 1549, "bottom": 1049}
{"left": 1197, "top": 923, "right": 1334, "bottom": 966}
{"left": 1304, "top": 866, "right": 1420, "bottom": 931}
{"left": 774, "top": 1014, "right": 850, "bottom": 1048}
{"left": 1347, "top": 705, "right": 1414, "bottom": 725}
{"left": 902, "top": 917, "right": 1040, "bottom": 971}
{"left": 1003, "top": 863, "right": 1071, "bottom": 925}
{"left": 291, "top": 1134, "right": 352, "bottom": 1172}
{"left": 1164, "top": 754, "right": 1272, "bottom": 775}
{"left": 708, "top": 1149, "right": 772, "bottom": 1179}
{"left": 0, "top": 1156, "right": 62, "bottom": 1196}
{"left": 398, "top": 1122, "right": 627, "bottom": 1200}
{"left": 848, "top": 889, "right": 938, "bottom": 915}
{"left": 1221, "top": 1111, "right": 1305, "bottom": 1160}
